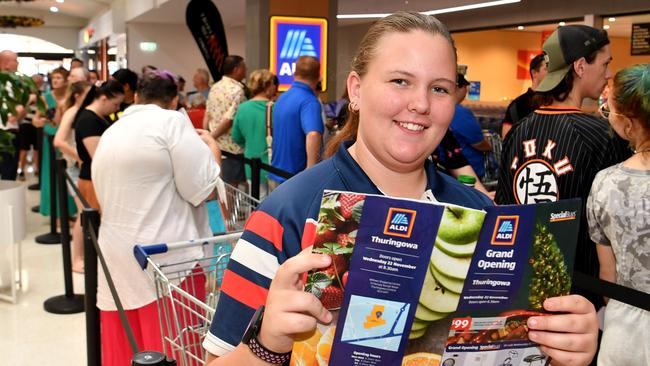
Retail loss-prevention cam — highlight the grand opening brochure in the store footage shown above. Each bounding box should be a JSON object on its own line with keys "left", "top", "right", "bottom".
{"left": 290, "top": 190, "right": 581, "bottom": 366}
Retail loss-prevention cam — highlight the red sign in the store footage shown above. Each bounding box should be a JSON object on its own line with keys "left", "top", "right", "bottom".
{"left": 516, "top": 50, "right": 541, "bottom": 80}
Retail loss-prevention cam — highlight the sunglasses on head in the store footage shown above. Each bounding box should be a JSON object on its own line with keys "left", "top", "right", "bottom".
{"left": 152, "top": 70, "right": 177, "bottom": 83}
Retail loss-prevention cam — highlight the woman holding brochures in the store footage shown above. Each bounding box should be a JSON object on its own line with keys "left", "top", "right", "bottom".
{"left": 205, "top": 12, "right": 598, "bottom": 366}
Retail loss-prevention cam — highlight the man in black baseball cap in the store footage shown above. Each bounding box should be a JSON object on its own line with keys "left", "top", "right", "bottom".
{"left": 535, "top": 25, "right": 610, "bottom": 95}
{"left": 496, "top": 24, "right": 631, "bottom": 325}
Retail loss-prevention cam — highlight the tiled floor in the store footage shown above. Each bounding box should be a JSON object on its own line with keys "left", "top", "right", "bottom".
{"left": 0, "top": 175, "right": 86, "bottom": 365}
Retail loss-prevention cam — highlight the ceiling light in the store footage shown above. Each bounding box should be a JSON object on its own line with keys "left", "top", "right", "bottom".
{"left": 517, "top": 26, "right": 525, "bottom": 30}
{"left": 559, "top": 21, "right": 566, "bottom": 26}
{"left": 49, "top": 6, "right": 59, "bottom": 13}
{"left": 337, "top": 0, "right": 521, "bottom": 19}
{"left": 608, "top": 17, "right": 616, "bottom": 22}
{"left": 56, "top": 0, "right": 64, "bottom": 3}
{"left": 603, "top": 24, "right": 610, "bottom": 30}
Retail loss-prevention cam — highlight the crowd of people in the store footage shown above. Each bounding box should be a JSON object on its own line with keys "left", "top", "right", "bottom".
{"left": 0, "top": 9, "right": 648, "bottom": 366}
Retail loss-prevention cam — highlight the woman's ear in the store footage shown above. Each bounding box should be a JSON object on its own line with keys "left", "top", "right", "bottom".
{"left": 169, "top": 95, "right": 179, "bottom": 110}
{"left": 134, "top": 93, "right": 140, "bottom": 104}
{"left": 573, "top": 57, "right": 586, "bottom": 79}
{"left": 347, "top": 71, "right": 361, "bottom": 105}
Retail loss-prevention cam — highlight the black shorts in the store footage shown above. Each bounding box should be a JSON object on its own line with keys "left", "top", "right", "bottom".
{"left": 221, "top": 154, "right": 246, "bottom": 184}
{"left": 19, "top": 123, "right": 38, "bottom": 150}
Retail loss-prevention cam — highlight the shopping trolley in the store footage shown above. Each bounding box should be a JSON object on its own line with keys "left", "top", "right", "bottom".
{"left": 133, "top": 184, "right": 260, "bottom": 365}
{"left": 482, "top": 130, "right": 503, "bottom": 191}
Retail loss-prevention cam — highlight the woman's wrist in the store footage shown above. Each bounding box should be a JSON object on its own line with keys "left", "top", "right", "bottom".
{"left": 257, "top": 325, "right": 292, "bottom": 355}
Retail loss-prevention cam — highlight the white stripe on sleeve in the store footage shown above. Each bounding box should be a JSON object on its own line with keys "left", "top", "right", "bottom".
{"left": 230, "top": 238, "right": 281, "bottom": 280}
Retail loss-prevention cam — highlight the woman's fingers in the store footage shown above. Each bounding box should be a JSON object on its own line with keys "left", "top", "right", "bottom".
{"left": 543, "top": 295, "right": 595, "bottom": 315}
{"left": 528, "top": 295, "right": 597, "bottom": 334}
{"left": 278, "top": 290, "right": 332, "bottom": 324}
{"left": 538, "top": 345, "right": 594, "bottom": 366}
{"left": 528, "top": 329, "right": 593, "bottom": 353}
{"left": 526, "top": 295, "right": 598, "bottom": 366}
{"left": 528, "top": 313, "right": 592, "bottom": 334}
{"left": 273, "top": 251, "right": 331, "bottom": 290}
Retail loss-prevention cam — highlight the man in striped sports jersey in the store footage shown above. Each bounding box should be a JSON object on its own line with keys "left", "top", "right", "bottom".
{"left": 495, "top": 25, "right": 631, "bottom": 311}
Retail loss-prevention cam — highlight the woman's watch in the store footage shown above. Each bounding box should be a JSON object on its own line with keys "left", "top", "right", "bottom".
{"left": 241, "top": 306, "right": 292, "bottom": 364}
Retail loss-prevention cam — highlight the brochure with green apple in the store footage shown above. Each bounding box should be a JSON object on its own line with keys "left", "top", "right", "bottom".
{"left": 291, "top": 190, "right": 581, "bottom": 366}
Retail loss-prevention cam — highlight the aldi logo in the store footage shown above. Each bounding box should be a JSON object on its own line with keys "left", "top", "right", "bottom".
{"left": 491, "top": 216, "right": 519, "bottom": 245}
{"left": 269, "top": 16, "right": 328, "bottom": 92}
{"left": 383, "top": 208, "right": 417, "bottom": 238}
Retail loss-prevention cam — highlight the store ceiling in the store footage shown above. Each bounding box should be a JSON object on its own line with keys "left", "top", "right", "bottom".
{"left": 0, "top": 0, "right": 648, "bottom": 38}
{"left": 503, "top": 13, "right": 650, "bottom": 38}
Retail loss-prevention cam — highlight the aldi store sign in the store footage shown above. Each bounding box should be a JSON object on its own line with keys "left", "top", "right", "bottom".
{"left": 270, "top": 16, "right": 328, "bottom": 91}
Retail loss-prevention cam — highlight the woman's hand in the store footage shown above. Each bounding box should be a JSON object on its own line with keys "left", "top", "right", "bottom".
{"left": 257, "top": 250, "right": 333, "bottom": 354}
{"left": 527, "top": 295, "right": 598, "bottom": 366}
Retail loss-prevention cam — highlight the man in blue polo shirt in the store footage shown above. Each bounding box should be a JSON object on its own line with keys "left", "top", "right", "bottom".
{"left": 448, "top": 73, "right": 492, "bottom": 178}
{"left": 268, "top": 56, "right": 324, "bottom": 187}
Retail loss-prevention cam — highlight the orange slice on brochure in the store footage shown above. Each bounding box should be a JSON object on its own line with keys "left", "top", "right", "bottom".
{"left": 316, "top": 326, "right": 336, "bottom": 366}
{"left": 402, "top": 352, "right": 442, "bottom": 366}
{"left": 290, "top": 328, "right": 322, "bottom": 366}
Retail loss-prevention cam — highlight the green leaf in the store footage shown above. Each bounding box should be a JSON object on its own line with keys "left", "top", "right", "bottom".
{"left": 305, "top": 271, "right": 332, "bottom": 295}
{"left": 351, "top": 201, "right": 364, "bottom": 223}
{"left": 334, "top": 246, "right": 354, "bottom": 255}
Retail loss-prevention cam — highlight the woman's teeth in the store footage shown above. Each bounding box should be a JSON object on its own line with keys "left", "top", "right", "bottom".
{"left": 397, "top": 121, "right": 424, "bottom": 131}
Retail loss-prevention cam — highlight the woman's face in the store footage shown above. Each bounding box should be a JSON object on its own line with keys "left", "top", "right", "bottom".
{"left": 349, "top": 30, "right": 457, "bottom": 173}
{"left": 50, "top": 73, "right": 67, "bottom": 90}
{"left": 98, "top": 94, "right": 124, "bottom": 116}
{"left": 607, "top": 98, "right": 631, "bottom": 142}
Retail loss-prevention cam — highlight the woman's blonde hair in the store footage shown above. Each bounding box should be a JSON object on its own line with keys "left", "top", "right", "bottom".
{"left": 247, "top": 69, "right": 277, "bottom": 96}
{"left": 324, "top": 11, "right": 456, "bottom": 158}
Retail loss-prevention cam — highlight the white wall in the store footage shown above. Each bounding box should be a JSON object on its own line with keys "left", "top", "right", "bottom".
{"left": 127, "top": 22, "right": 245, "bottom": 84}
{"left": 334, "top": 22, "right": 370, "bottom": 98}
{"left": 6, "top": 27, "right": 80, "bottom": 51}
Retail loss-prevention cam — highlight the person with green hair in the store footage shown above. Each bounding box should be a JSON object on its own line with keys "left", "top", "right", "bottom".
{"left": 587, "top": 63, "right": 650, "bottom": 366}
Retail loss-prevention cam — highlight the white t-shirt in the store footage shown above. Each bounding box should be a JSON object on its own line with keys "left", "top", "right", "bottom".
{"left": 92, "top": 104, "right": 220, "bottom": 310}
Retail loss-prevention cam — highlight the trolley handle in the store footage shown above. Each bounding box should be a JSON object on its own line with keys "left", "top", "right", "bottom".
{"left": 133, "top": 231, "right": 244, "bottom": 270}
{"left": 134, "top": 244, "right": 169, "bottom": 270}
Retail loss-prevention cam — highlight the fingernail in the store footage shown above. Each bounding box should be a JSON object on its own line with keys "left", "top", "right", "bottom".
{"left": 324, "top": 311, "right": 333, "bottom": 323}
{"left": 528, "top": 318, "right": 538, "bottom": 328}
{"left": 544, "top": 298, "right": 556, "bottom": 309}
{"left": 528, "top": 331, "right": 537, "bottom": 340}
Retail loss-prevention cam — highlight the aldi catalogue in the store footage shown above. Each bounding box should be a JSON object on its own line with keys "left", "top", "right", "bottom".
{"left": 291, "top": 190, "right": 581, "bottom": 366}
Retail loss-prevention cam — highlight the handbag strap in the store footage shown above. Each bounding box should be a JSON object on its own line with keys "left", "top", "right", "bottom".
{"left": 265, "top": 101, "right": 273, "bottom": 140}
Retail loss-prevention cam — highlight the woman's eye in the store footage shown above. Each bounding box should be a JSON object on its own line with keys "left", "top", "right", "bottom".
{"left": 432, "top": 86, "right": 449, "bottom": 94}
{"left": 391, "top": 79, "right": 407, "bottom": 86}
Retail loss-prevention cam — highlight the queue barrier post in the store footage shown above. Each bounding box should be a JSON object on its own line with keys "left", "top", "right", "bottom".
{"left": 43, "top": 158, "right": 84, "bottom": 314}
{"left": 83, "top": 208, "right": 101, "bottom": 366}
{"left": 35, "top": 135, "right": 60, "bottom": 244}
{"left": 250, "top": 157, "right": 262, "bottom": 200}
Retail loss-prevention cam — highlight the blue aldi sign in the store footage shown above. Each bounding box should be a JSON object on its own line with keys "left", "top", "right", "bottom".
{"left": 270, "top": 16, "right": 328, "bottom": 91}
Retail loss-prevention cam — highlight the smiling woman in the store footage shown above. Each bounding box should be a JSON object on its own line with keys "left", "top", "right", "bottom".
{"left": 204, "top": 12, "right": 599, "bottom": 366}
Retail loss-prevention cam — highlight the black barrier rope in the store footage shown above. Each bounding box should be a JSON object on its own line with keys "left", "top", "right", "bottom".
{"left": 43, "top": 157, "right": 84, "bottom": 314}
{"left": 220, "top": 150, "right": 650, "bottom": 311}
{"left": 86, "top": 217, "right": 175, "bottom": 365}
{"left": 573, "top": 271, "right": 650, "bottom": 312}
{"left": 55, "top": 162, "right": 102, "bottom": 365}
{"left": 220, "top": 150, "right": 293, "bottom": 200}
{"left": 64, "top": 162, "right": 173, "bottom": 365}
{"left": 63, "top": 167, "right": 91, "bottom": 210}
